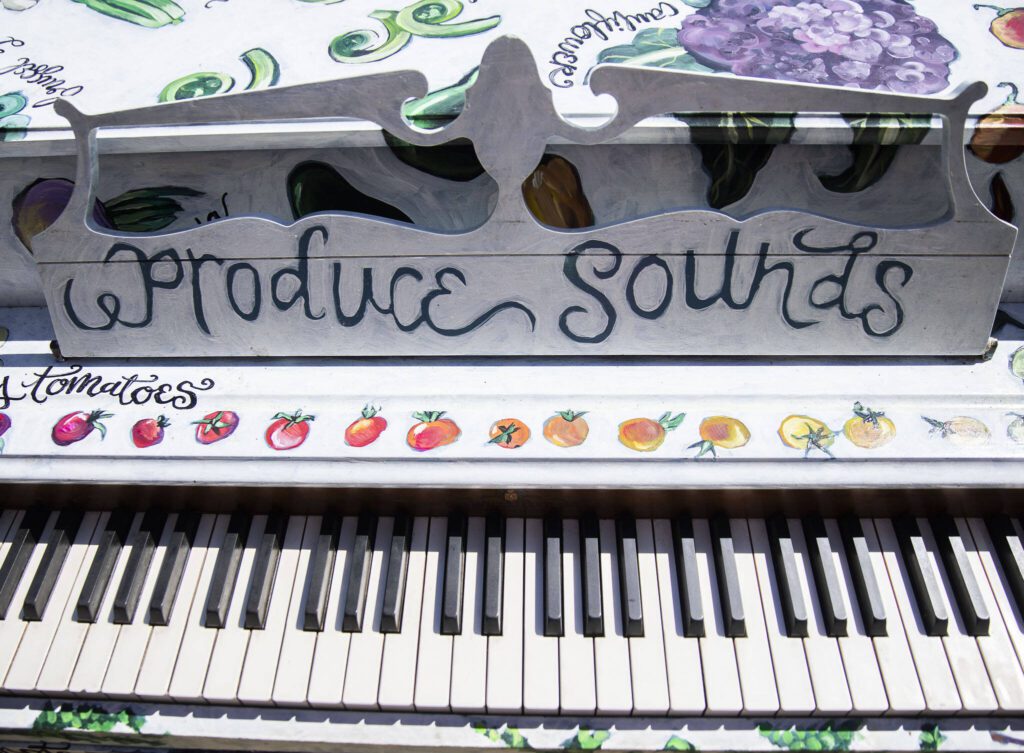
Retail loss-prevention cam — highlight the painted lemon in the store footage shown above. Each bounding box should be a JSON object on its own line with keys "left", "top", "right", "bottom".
{"left": 690, "top": 416, "right": 750, "bottom": 458}
{"left": 778, "top": 415, "right": 835, "bottom": 454}
{"left": 843, "top": 402, "right": 896, "bottom": 449}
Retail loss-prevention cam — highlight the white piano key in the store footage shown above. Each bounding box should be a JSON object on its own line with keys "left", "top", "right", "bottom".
{"left": 731, "top": 519, "right": 780, "bottom": 715}
{"left": 595, "top": 519, "right": 633, "bottom": 715}
{"left": 169, "top": 514, "right": 231, "bottom": 702}
{"left": 343, "top": 516, "right": 393, "bottom": 709}
{"left": 378, "top": 516, "right": 429, "bottom": 710}
{"left": 307, "top": 516, "right": 358, "bottom": 707}
{"left": 693, "top": 518, "right": 743, "bottom": 715}
{"left": 203, "top": 514, "right": 266, "bottom": 703}
{"left": 822, "top": 518, "right": 889, "bottom": 715}
{"left": 0, "top": 511, "right": 56, "bottom": 681}
{"left": 451, "top": 516, "right": 488, "bottom": 713}
{"left": 857, "top": 518, "right": 924, "bottom": 714}
{"left": 5, "top": 512, "right": 102, "bottom": 692}
{"left": 629, "top": 519, "right": 670, "bottom": 715}
{"left": 652, "top": 519, "right": 703, "bottom": 714}
{"left": 101, "top": 514, "right": 176, "bottom": 698}
{"left": 788, "top": 518, "right": 852, "bottom": 715}
{"left": 414, "top": 515, "right": 454, "bottom": 712}
{"left": 972, "top": 518, "right": 1024, "bottom": 669}
{"left": 523, "top": 517, "right": 559, "bottom": 714}
{"left": 238, "top": 515, "right": 308, "bottom": 705}
{"left": 917, "top": 517, "right": 997, "bottom": 713}
{"left": 272, "top": 515, "right": 322, "bottom": 706}
{"left": 135, "top": 513, "right": 215, "bottom": 699}
{"left": 872, "top": 518, "right": 962, "bottom": 713}
{"left": 958, "top": 518, "right": 1024, "bottom": 712}
{"left": 486, "top": 517, "right": 524, "bottom": 714}
{"left": 67, "top": 511, "right": 144, "bottom": 694}
{"left": 559, "top": 519, "right": 596, "bottom": 714}
{"left": 748, "top": 518, "right": 815, "bottom": 715}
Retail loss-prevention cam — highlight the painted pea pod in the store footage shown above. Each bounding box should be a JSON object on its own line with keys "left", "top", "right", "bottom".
{"left": 330, "top": 11, "right": 413, "bottom": 63}
{"left": 393, "top": 0, "right": 501, "bottom": 38}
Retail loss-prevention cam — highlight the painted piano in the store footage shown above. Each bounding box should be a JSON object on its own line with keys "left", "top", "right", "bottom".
{"left": 2, "top": 0, "right": 1024, "bottom": 750}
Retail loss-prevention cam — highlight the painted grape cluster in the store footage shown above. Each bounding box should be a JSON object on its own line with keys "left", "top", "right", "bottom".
{"left": 676, "top": 0, "right": 956, "bottom": 94}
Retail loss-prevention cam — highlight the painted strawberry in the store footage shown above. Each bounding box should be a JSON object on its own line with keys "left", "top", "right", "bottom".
{"left": 52, "top": 409, "right": 112, "bottom": 446}
{"left": 132, "top": 416, "right": 170, "bottom": 449}
{"left": 193, "top": 410, "right": 239, "bottom": 445}
{"left": 266, "top": 409, "right": 315, "bottom": 451}
{"left": 0, "top": 412, "right": 10, "bottom": 454}
{"left": 407, "top": 410, "right": 461, "bottom": 451}
{"left": 345, "top": 405, "right": 387, "bottom": 447}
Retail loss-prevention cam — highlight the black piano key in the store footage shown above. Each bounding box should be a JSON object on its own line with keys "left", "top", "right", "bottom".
{"left": 768, "top": 515, "right": 808, "bottom": 638}
{"left": 931, "top": 516, "right": 989, "bottom": 636}
{"left": 894, "top": 516, "right": 948, "bottom": 636}
{"left": 204, "top": 513, "right": 250, "bottom": 629}
{"left": 803, "top": 516, "right": 847, "bottom": 637}
{"left": 441, "top": 513, "right": 467, "bottom": 635}
{"left": 616, "top": 517, "right": 644, "bottom": 638}
{"left": 112, "top": 511, "right": 163, "bottom": 624}
{"left": 0, "top": 509, "right": 49, "bottom": 620}
{"left": 243, "top": 514, "right": 287, "bottom": 630}
{"left": 710, "top": 515, "right": 745, "bottom": 638}
{"left": 380, "top": 514, "right": 412, "bottom": 634}
{"left": 342, "top": 514, "right": 376, "bottom": 632}
{"left": 543, "top": 517, "right": 563, "bottom": 637}
{"left": 77, "top": 510, "right": 134, "bottom": 624}
{"left": 482, "top": 514, "right": 504, "bottom": 636}
{"left": 303, "top": 516, "right": 341, "bottom": 632}
{"left": 987, "top": 515, "right": 1024, "bottom": 617}
{"left": 672, "top": 516, "right": 704, "bottom": 637}
{"left": 839, "top": 516, "right": 886, "bottom": 637}
{"left": 580, "top": 515, "right": 603, "bottom": 637}
{"left": 22, "top": 510, "right": 83, "bottom": 622}
{"left": 148, "top": 511, "right": 200, "bottom": 626}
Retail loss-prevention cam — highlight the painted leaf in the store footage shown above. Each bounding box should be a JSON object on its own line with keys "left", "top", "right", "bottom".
{"left": 502, "top": 728, "right": 531, "bottom": 749}
{"left": 683, "top": 0, "right": 711, "bottom": 6}
{"left": 593, "top": 28, "right": 712, "bottom": 74}
{"left": 819, "top": 114, "right": 929, "bottom": 193}
{"left": 402, "top": 68, "right": 479, "bottom": 129}
{"left": 664, "top": 735, "right": 696, "bottom": 750}
{"left": 632, "top": 27, "right": 684, "bottom": 53}
{"left": 563, "top": 730, "right": 611, "bottom": 750}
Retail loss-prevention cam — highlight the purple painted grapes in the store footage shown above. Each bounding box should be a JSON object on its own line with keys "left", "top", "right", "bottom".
{"left": 676, "top": 0, "right": 956, "bottom": 93}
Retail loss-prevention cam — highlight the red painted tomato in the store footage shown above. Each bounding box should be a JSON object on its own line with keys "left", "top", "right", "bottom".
{"left": 132, "top": 416, "right": 170, "bottom": 449}
{"left": 193, "top": 410, "right": 239, "bottom": 445}
{"left": 52, "top": 409, "right": 112, "bottom": 446}
{"left": 345, "top": 405, "right": 387, "bottom": 447}
{"left": 266, "top": 410, "right": 315, "bottom": 451}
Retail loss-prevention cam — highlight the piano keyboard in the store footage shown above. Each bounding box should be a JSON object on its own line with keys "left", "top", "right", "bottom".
{"left": 2, "top": 508, "right": 1024, "bottom": 716}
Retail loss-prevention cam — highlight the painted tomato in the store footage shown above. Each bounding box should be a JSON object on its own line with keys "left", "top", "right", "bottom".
{"left": 922, "top": 415, "right": 990, "bottom": 447}
{"left": 266, "top": 410, "right": 315, "bottom": 451}
{"left": 618, "top": 412, "right": 685, "bottom": 452}
{"left": 1008, "top": 413, "right": 1024, "bottom": 445}
{"left": 843, "top": 402, "right": 896, "bottom": 449}
{"left": 345, "top": 405, "right": 387, "bottom": 447}
{"left": 778, "top": 415, "right": 836, "bottom": 458}
{"left": 542, "top": 410, "right": 589, "bottom": 447}
{"left": 407, "top": 411, "right": 460, "bottom": 451}
{"left": 489, "top": 418, "right": 531, "bottom": 449}
{"left": 52, "top": 409, "right": 112, "bottom": 446}
{"left": 193, "top": 410, "right": 239, "bottom": 445}
{"left": 132, "top": 416, "right": 170, "bottom": 449}
{"left": 689, "top": 416, "right": 750, "bottom": 458}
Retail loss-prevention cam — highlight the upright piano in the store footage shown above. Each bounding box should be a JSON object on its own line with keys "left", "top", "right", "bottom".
{"left": 2, "top": 0, "right": 1024, "bottom": 750}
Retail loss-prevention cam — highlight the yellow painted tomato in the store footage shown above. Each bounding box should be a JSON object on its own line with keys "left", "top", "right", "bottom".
{"left": 778, "top": 415, "right": 836, "bottom": 458}
{"left": 689, "top": 416, "right": 750, "bottom": 458}
{"left": 618, "top": 412, "right": 685, "bottom": 452}
{"left": 843, "top": 402, "right": 896, "bottom": 449}
{"left": 922, "top": 415, "right": 990, "bottom": 447}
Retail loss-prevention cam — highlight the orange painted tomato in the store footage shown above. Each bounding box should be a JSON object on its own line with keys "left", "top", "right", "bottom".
{"left": 689, "top": 416, "right": 750, "bottom": 458}
{"left": 543, "top": 410, "right": 589, "bottom": 447}
{"left": 345, "top": 405, "right": 387, "bottom": 447}
{"left": 489, "top": 418, "right": 531, "bottom": 449}
{"left": 407, "top": 410, "right": 461, "bottom": 451}
{"left": 618, "top": 412, "right": 685, "bottom": 452}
